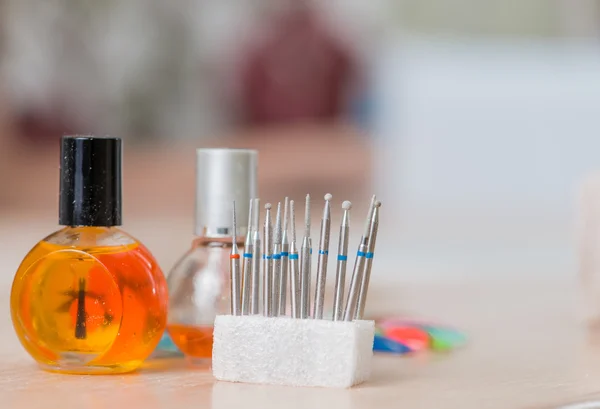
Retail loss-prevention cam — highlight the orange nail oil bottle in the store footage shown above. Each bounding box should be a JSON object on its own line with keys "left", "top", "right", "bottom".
{"left": 10, "top": 135, "right": 169, "bottom": 374}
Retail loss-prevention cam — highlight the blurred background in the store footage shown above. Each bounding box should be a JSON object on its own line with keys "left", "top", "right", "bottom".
{"left": 2, "top": 0, "right": 600, "bottom": 287}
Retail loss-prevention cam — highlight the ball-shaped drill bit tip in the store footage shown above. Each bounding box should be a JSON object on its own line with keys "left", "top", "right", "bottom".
{"left": 265, "top": 203, "right": 272, "bottom": 210}
{"left": 342, "top": 200, "right": 352, "bottom": 210}
{"left": 324, "top": 193, "right": 333, "bottom": 201}
{"left": 374, "top": 201, "right": 382, "bottom": 208}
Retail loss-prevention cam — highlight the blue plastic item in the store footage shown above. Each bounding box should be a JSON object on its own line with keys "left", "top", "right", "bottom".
{"left": 372, "top": 334, "right": 411, "bottom": 354}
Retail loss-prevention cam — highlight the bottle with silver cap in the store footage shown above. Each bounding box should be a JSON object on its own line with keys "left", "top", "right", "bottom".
{"left": 166, "top": 148, "right": 257, "bottom": 365}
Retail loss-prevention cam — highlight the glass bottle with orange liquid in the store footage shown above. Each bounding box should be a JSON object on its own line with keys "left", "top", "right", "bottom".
{"left": 10, "top": 135, "right": 168, "bottom": 374}
{"left": 166, "top": 149, "right": 257, "bottom": 366}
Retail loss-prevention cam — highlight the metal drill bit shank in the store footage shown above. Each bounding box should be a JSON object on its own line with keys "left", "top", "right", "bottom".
{"left": 278, "top": 197, "right": 290, "bottom": 316}
{"left": 263, "top": 203, "right": 273, "bottom": 316}
{"left": 241, "top": 198, "right": 254, "bottom": 315}
{"left": 251, "top": 198, "right": 261, "bottom": 314}
{"left": 289, "top": 200, "right": 301, "bottom": 318}
{"left": 300, "top": 194, "right": 312, "bottom": 318}
{"left": 355, "top": 201, "right": 381, "bottom": 320}
{"left": 313, "top": 193, "right": 332, "bottom": 319}
{"left": 343, "top": 195, "right": 376, "bottom": 321}
{"left": 230, "top": 201, "right": 242, "bottom": 315}
{"left": 333, "top": 200, "right": 351, "bottom": 321}
{"left": 271, "top": 202, "right": 282, "bottom": 316}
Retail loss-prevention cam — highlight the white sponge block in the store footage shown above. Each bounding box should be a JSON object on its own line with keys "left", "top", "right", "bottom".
{"left": 212, "top": 315, "right": 375, "bottom": 388}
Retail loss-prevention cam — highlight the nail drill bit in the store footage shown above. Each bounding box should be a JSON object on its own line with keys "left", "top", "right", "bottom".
{"left": 333, "top": 200, "right": 351, "bottom": 321}
{"left": 313, "top": 193, "right": 332, "bottom": 319}
{"left": 278, "top": 197, "right": 290, "bottom": 316}
{"left": 300, "top": 194, "right": 312, "bottom": 318}
{"left": 355, "top": 200, "right": 381, "bottom": 320}
{"left": 241, "top": 198, "right": 254, "bottom": 315}
{"left": 230, "top": 201, "right": 242, "bottom": 316}
{"left": 251, "top": 198, "right": 262, "bottom": 314}
{"left": 289, "top": 200, "right": 301, "bottom": 318}
{"left": 271, "top": 202, "right": 282, "bottom": 316}
{"left": 263, "top": 203, "right": 273, "bottom": 316}
{"left": 343, "top": 195, "right": 376, "bottom": 321}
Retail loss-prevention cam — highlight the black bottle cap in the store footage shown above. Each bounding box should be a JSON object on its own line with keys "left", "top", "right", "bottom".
{"left": 59, "top": 135, "right": 122, "bottom": 227}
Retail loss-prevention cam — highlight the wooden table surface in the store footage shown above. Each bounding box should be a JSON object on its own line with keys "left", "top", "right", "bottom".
{"left": 0, "top": 215, "right": 598, "bottom": 409}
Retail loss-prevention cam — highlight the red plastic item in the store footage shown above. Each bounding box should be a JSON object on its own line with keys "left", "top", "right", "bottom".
{"left": 384, "top": 326, "right": 430, "bottom": 352}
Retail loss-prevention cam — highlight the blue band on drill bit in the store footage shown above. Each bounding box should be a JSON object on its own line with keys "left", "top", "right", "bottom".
{"left": 365, "top": 252, "right": 374, "bottom": 259}
{"left": 243, "top": 253, "right": 253, "bottom": 258}
{"left": 310, "top": 248, "right": 313, "bottom": 255}
{"left": 262, "top": 255, "right": 272, "bottom": 260}
{"left": 280, "top": 252, "right": 289, "bottom": 257}
{"left": 289, "top": 254, "right": 299, "bottom": 260}
{"left": 337, "top": 255, "right": 347, "bottom": 261}
{"left": 318, "top": 250, "right": 328, "bottom": 255}
{"left": 357, "top": 251, "right": 366, "bottom": 257}
{"left": 272, "top": 254, "right": 281, "bottom": 260}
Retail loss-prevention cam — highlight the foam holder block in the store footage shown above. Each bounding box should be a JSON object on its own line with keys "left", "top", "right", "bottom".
{"left": 212, "top": 315, "right": 375, "bottom": 388}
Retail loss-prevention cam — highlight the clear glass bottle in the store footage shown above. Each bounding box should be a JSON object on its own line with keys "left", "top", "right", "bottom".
{"left": 166, "top": 148, "right": 257, "bottom": 365}
{"left": 10, "top": 136, "right": 169, "bottom": 374}
{"left": 166, "top": 237, "right": 242, "bottom": 364}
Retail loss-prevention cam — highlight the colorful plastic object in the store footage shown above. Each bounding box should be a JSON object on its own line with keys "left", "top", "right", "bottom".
{"left": 372, "top": 317, "right": 466, "bottom": 355}
{"left": 384, "top": 326, "right": 430, "bottom": 352}
{"left": 373, "top": 334, "right": 411, "bottom": 354}
{"left": 150, "top": 332, "right": 184, "bottom": 359}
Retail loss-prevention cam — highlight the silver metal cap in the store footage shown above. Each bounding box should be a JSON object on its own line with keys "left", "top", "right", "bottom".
{"left": 195, "top": 148, "right": 258, "bottom": 237}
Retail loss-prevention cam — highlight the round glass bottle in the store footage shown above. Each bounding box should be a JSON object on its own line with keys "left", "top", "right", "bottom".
{"left": 166, "top": 148, "right": 257, "bottom": 365}
{"left": 10, "top": 136, "right": 168, "bottom": 374}
{"left": 167, "top": 237, "right": 242, "bottom": 364}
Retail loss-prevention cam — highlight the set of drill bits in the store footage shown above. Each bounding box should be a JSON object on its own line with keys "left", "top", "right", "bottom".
{"left": 229, "top": 194, "right": 381, "bottom": 321}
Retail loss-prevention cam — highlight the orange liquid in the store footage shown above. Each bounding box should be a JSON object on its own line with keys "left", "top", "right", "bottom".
{"left": 167, "top": 324, "right": 214, "bottom": 361}
{"left": 11, "top": 238, "right": 168, "bottom": 374}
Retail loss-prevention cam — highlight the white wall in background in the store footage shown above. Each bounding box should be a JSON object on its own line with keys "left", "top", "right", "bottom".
{"left": 372, "top": 39, "right": 600, "bottom": 282}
